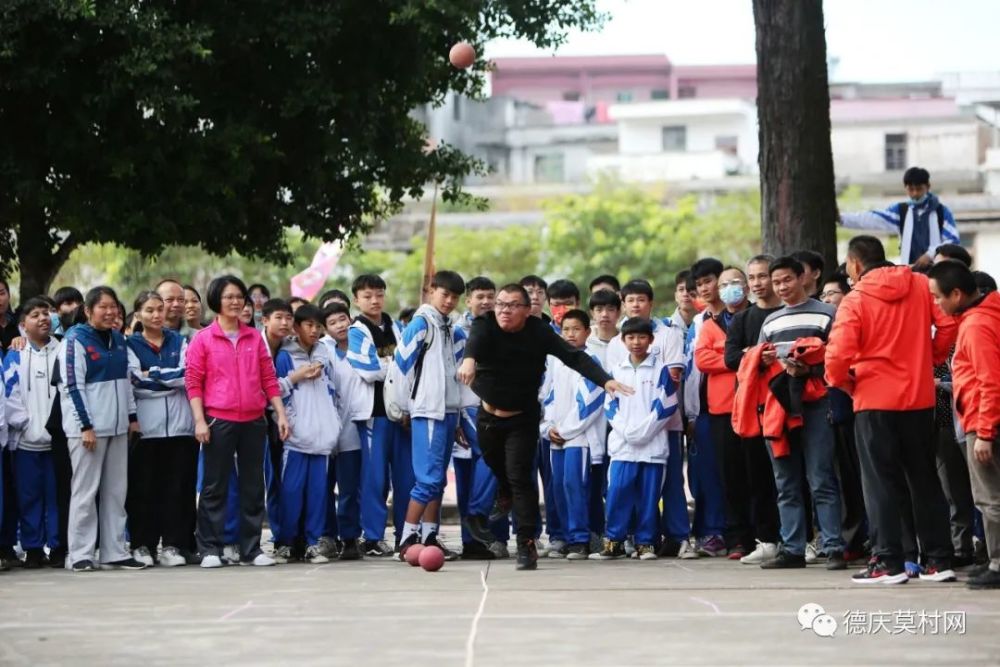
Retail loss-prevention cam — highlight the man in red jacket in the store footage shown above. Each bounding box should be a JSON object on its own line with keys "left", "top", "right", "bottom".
{"left": 826, "top": 236, "right": 958, "bottom": 584}
{"left": 928, "top": 260, "right": 1000, "bottom": 589}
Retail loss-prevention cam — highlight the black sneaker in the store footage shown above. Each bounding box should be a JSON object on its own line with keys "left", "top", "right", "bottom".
{"left": 852, "top": 558, "right": 907, "bottom": 585}
{"left": 825, "top": 551, "right": 847, "bottom": 571}
{"left": 338, "top": 539, "right": 362, "bottom": 561}
{"left": 919, "top": 561, "right": 957, "bottom": 582}
{"left": 588, "top": 538, "right": 626, "bottom": 560}
{"left": 362, "top": 539, "right": 394, "bottom": 558}
{"left": 967, "top": 567, "right": 1000, "bottom": 590}
{"left": 0, "top": 547, "right": 22, "bottom": 569}
{"left": 397, "top": 533, "right": 421, "bottom": 562}
{"left": 967, "top": 563, "right": 991, "bottom": 578}
{"left": 489, "top": 494, "right": 514, "bottom": 523}
{"left": 423, "top": 532, "right": 459, "bottom": 562}
{"left": 102, "top": 557, "right": 149, "bottom": 570}
{"left": 566, "top": 543, "right": 589, "bottom": 560}
{"left": 953, "top": 553, "right": 977, "bottom": 569}
{"left": 23, "top": 548, "right": 47, "bottom": 569}
{"left": 463, "top": 513, "right": 498, "bottom": 547}
{"left": 760, "top": 550, "right": 806, "bottom": 569}
{"left": 657, "top": 538, "right": 681, "bottom": 558}
{"left": 461, "top": 541, "right": 496, "bottom": 560}
{"left": 71, "top": 559, "right": 96, "bottom": 572}
{"left": 515, "top": 539, "right": 539, "bottom": 570}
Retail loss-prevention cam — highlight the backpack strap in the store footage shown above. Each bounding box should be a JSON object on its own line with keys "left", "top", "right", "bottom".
{"left": 409, "top": 315, "right": 436, "bottom": 400}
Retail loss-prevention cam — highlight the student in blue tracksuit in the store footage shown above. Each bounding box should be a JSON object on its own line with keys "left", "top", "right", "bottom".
{"left": 395, "top": 271, "right": 467, "bottom": 562}
{"left": 274, "top": 305, "right": 342, "bottom": 564}
{"left": 126, "top": 290, "right": 197, "bottom": 567}
{"left": 59, "top": 286, "right": 146, "bottom": 572}
{"left": 0, "top": 366, "right": 6, "bottom": 569}
{"left": 260, "top": 299, "right": 294, "bottom": 557}
{"left": 347, "top": 274, "right": 409, "bottom": 557}
{"left": 320, "top": 303, "right": 364, "bottom": 561}
{"left": 592, "top": 317, "right": 678, "bottom": 561}
{"left": 3, "top": 298, "right": 61, "bottom": 568}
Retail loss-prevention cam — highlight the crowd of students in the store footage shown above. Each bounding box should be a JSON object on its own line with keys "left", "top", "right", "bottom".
{"left": 0, "top": 171, "right": 998, "bottom": 589}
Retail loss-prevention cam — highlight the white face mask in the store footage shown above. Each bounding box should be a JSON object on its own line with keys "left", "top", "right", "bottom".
{"left": 720, "top": 284, "right": 745, "bottom": 306}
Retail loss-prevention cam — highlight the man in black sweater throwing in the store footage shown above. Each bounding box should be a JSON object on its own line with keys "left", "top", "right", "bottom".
{"left": 458, "top": 284, "right": 633, "bottom": 570}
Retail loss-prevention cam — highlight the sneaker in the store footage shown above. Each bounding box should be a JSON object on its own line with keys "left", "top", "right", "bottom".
{"left": 953, "top": 553, "right": 976, "bottom": 569}
{"left": 159, "top": 546, "right": 187, "bottom": 568}
{"left": 589, "top": 539, "right": 626, "bottom": 561}
{"left": 132, "top": 546, "right": 155, "bottom": 567}
{"left": 566, "top": 543, "right": 589, "bottom": 560}
{"left": 515, "top": 539, "right": 539, "bottom": 571}
{"left": 0, "top": 547, "right": 21, "bottom": 569}
{"left": 919, "top": 562, "right": 957, "bottom": 582}
{"left": 362, "top": 539, "right": 394, "bottom": 558}
{"left": 727, "top": 544, "right": 747, "bottom": 561}
{"left": 461, "top": 541, "right": 496, "bottom": 560}
{"left": 657, "top": 538, "right": 681, "bottom": 558}
{"left": 967, "top": 567, "right": 1000, "bottom": 589}
{"left": 272, "top": 545, "right": 293, "bottom": 564}
{"left": 316, "top": 536, "right": 339, "bottom": 559}
{"left": 697, "top": 535, "right": 727, "bottom": 558}
{"left": 852, "top": 558, "right": 908, "bottom": 585}
{"left": 589, "top": 532, "right": 604, "bottom": 554}
{"left": 637, "top": 544, "right": 658, "bottom": 560}
{"left": 72, "top": 559, "right": 96, "bottom": 572}
{"left": 398, "top": 533, "right": 421, "bottom": 562}
{"left": 338, "top": 539, "right": 362, "bottom": 561}
{"left": 904, "top": 561, "right": 923, "bottom": 579}
{"left": 463, "top": 514, "right": 498, "bottom": 547}
{"left": 304, "top": 545, "right": 329, "bottom": 564}
{"left": 102, "top": 558, "right": 148, "bottom": 570}
{"left": 678, "top": 539, "right": 699, "bottom": 560}
{"left": 760, "top": 550, "right": 806, "bottom": 569}
{"left": 488, "top": 494, "right": 513, "bottom": 523}
{"left": 242, "top": 553, "right": 275, "bottom": 567}
{"left": 489, "top": 541, "right": 510, "bottom": 559}
{"left": 200, "top": 554, "right": 224, "bottom": 569}
{"left": 967, "top": 563, "right": 991, "bottom": 579}
{"left": 222, "top": 544, "right": 241, "bottom": 564}
{"left": 23, "top": 548, "right": 47, "bottom": 569}
{"left": 805, "top": 542, "right": 819, "bottom": 564}
{"left": 740, "top": 541, "right": 778, "bottom": 565}
{"left": 47, "top": 547, "right": 67, "bottom": 569}
{"left": 547, "top": 541, "right": 569, "bottom": 559}
{"left": 623, "top": 538, "right": 636, "bottom": 557}
{"left": 826, "top": 551, "right": 847, "bottom": 571}
{"left": 423, "top": 532, "right": 459, "bottom": 562}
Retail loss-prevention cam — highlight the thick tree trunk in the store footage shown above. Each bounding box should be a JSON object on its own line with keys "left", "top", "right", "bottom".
{"left": 16, "top": 215, "right": 77, "bottom": 303}
{"left": 753, "top": 0, "right": 838, "bottom": 270}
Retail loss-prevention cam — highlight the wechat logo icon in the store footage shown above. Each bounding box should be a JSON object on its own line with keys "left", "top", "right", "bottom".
{"left": 798, "top": 603, "right": 838, "bottom": 638}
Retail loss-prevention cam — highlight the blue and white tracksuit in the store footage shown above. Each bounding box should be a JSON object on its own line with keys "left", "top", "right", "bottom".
{"left": 541, "top": 350, "right": 607, "bottom": 546}
{"left": 4, "top": 340, "right": 61, "bottom": 551}
{"left": 604, "top": 352, "right": 678, "bottom": 545}
{"left": 323, "top": 337, "right": 364, "bottom": 542}
{"left": 275, "top": 339, "right": 342, "bottom": 547}
{"left": 348, "top": 317, "right": 412, "bottom": 544}
{"left": 394, "top": 305, "right": 466, "bottom": 506}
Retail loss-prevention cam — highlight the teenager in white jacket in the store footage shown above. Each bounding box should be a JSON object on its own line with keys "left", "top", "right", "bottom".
{"left": 592, "top": 318, "right": 678, "bottom": 561}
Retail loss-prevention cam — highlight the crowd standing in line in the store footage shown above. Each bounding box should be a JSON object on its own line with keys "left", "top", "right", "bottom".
{"left": 1, "top": 167, "right": 999, "bottom": 588}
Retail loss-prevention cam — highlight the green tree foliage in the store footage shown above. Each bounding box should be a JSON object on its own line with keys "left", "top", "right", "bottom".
{"left": 0, "top": 0, "right": 604, "bottom": 300}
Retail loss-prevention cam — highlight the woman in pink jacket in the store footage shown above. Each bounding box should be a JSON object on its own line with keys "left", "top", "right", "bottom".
{"left": 185, "top": 275, "right": 290, "bottom": 568}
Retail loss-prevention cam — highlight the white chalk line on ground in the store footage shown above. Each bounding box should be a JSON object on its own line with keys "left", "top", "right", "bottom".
{"left": 218, "top": 600, "right": 254, "bottom": 622}
{"left": 689, "top": 596, "right": 722, "bottom": 614}
{"left": 464, "top": 563, "right": 490, "bottom": 667}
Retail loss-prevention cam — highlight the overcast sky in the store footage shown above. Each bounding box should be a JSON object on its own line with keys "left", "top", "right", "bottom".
{"left": 485, "top": 0, "right": 1000, "bottom": 83}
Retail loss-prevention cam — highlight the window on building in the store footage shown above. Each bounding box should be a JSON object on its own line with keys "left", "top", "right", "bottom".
{"left": 616, "top": 91, "right": 633, "bottom": 103}
{"left": 661, "top": 126, "right": 687, "bottom": 152}
{"left": 534, "top": 153, "right": 565, "bottom": 183}
{"left": 651, "top": 89, "right": 670, "bottom": 100}
{"left": 715, "top": 135, "right": 739, "bottom": 155}
{"left": 678, "top": 86, "right": 696, "bottom": 99}
{"left": 562, "top": 91, "right": 581, "bottom": 102}
{"left": 885, "top": 133, "right": 907, "bottom": 170}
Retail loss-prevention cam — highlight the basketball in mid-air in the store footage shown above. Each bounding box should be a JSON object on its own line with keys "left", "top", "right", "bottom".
{"left": 449, "top": 42, "right": 476, "bottom": 69}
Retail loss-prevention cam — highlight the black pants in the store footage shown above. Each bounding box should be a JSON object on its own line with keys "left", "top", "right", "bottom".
{"left": 477, "top": 408, "right": 540, "bottom": 542}
{"left": 833, "top": 419, "right": 867, "bottom": 553}
{"left": 934, "top": 426, "right": 975, "bottom": 557}
{"left": 742, "top": 436, "right": 781, "bottom": 545}
{"left": 709, "top": 414, "right": 752, "bottom": 549}
{"left": 196, "top": 417, "right": 267, "bottom": 559}
{"left": 127, "top": 436, "right": 199, "bottom": 554}
{"left": 51, "top": 433, "right": 72, "bottom": 556}
{"left": 854, "top": 409, "right": 953, "bottom": 567}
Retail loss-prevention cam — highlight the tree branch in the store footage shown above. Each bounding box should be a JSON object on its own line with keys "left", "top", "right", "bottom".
{"left": 52, "top": 233, "right": 79, "bottom": 269}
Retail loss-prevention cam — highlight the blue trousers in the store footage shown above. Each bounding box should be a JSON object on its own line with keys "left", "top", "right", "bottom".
{"left": 264, "top": 437, "right": 281, "bottom": 543}
{"left": 411, "top": 415, "right": 458, "bottom": 505}
{"left": 14, "top": 449, "right": 60, "bottom": 550}
{"left": 688, "top": 412, "right": 726, "bottom": 539}
{"left": 278, "top": 450, "right": 328, "bottom": 546}
{"left": 538, "top": 438, "right": 563, "bottom": 541}
{"left": 0, "top": 449, "right": 19, "bottom": 548}
{"left": 325, "top": 455, "right": 339, "bottom": 539}
{"left": 606, "top": 460, "right": 665, "bottom": 544}
{"left": 357, "top": 418, "right": 412, "bottom": 543}
{"left": 557, "top": 447, "right": 591, "bottom": 545}
{"left": 589, "top": 459, "right": 607, "bottom": 537}
{"left": 660, "top": 432, "right": 690, "bottom": 541}
{"left": 324, "top": 449, "right": 362, "bottom": 540}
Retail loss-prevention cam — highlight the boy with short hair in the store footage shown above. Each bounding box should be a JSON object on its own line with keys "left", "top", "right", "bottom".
{"left": 592, "top": 318, "right": 678, "bottom": 560}
{"left": 519, "top": 275, "right": 550, "bottom": 322}
{"left": 3, "top": 298, "right": 61, "bottom": 568}
{"left": 347, "top": 274, "right": 408, "bottom": 557}
{"left": 274, "top": 305, "right": 342, "bottom": 564}
{"left": 396, "top": 271, "right": 468, "bottom": 561}
{"left": 586, "top": 289, "right": 621, "bottom": 542}
{"left": 546, "top": 280, "right": 581, "bottom": 329}
{"left": 319, "top": 303, "right": 365, "bottom": 560}
{"left": 260, "top": 298, "right": 293, "bottom": 559}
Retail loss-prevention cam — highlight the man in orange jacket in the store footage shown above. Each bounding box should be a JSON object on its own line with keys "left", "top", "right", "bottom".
{"left": 826, "top": 235, "right": 958, "bottom": 585}
{"left": 928, "top": 260, "right": 1000, "bottom": 589}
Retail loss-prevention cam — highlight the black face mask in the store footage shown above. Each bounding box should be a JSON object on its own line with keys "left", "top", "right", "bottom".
{"left": 59, "top": 308, "right": 78, "bottom": 330}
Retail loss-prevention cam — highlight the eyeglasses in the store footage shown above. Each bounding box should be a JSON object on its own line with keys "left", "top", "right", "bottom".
{"left": 221, "top": 294, "right": 246, "bottom": 302}
{"left": 495, "top": 301, "right": 529, "bottom": 312}
{"left": 820, "top": 290, "right": 843, "bottom": 299}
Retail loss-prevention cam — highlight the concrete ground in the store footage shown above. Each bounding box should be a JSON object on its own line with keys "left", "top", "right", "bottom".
{"left": 1, "top": 529, "right": 998, "bottom": 667}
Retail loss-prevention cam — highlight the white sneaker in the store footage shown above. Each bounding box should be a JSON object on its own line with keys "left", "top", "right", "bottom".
{"left": 536, "top": 540, "right": 551, "bottom": 557}
{"left": 132, "top": 546, "right": 155, "bottom": 567}
{"left": 159, "top": 547, "right": 187, "bottom": 567}
{"left": 200, "top": 554, "right": 224, "bottom": 569}
{"left": 222, "top": 544, "right": 240, "bottom": 564}
{"left": 243, "top": 553, "right": 275, "bottom": 567}
{"left": 678, "top": 539, "right": 700, "bottom": 560}
{"left": 624, "top": 538, "right": 636, "bottom": 557}
{"left": 272, "top": 545, "right": 292, "bottom": 564}
{"left": 316, "top": 536, "right": 339, "bottom": 559}
{"left": 805, "top": 543, "right": 819, "bottom": 564}
{"left": 304, "top": 545, "right": 329, "bottom": 564}
{"left": 546, "top": 539, "right": 568, "bottom": 559}
{"left": 740, "top": 541, "right": 779, "bottom": 565}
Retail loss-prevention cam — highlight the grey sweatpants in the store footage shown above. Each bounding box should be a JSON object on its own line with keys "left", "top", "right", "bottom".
{"left": 68, "top": 435, "right": 130, "bottom": 565}
{"left": 966, "top": 433, "right": 1000, "bottom": 571}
